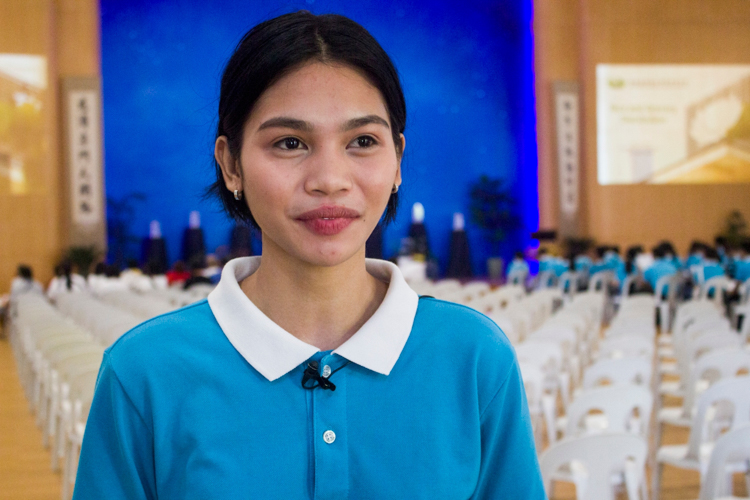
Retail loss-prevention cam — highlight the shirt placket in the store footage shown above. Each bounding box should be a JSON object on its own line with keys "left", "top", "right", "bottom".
{"left": 311, "top": 353, "right": 349, "bottom": 500}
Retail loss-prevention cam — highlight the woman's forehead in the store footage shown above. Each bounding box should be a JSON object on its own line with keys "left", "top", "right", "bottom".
{"left": 246, "top": 61, "right": 390, "bottom": 129}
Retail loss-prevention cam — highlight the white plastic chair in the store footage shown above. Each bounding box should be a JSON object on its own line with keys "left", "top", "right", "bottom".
{"left": 563, "top": 385, "right": 653, "bottom": 439}
{"left": 655, "top": 348, "right": 750, "bottom": 457}
{"left": 582, "top": 357, "right": 652, "bottom": 391}
{"left": 653, "top": 376, "right": 750, "bottom": 499}
{"left": 519, "top": 361, "right": 555, "bottom": 450}
{"left": 540, "top": 433, "right": 647, "bottom": 500}
{"left": 697, "top": 276, "right": 734, "bottom": 308}
{"left": 597, "top": 336, "right": 654, "bottom": 361}
{"left": 698, "top": 424, "right": 750, "bottom": 500}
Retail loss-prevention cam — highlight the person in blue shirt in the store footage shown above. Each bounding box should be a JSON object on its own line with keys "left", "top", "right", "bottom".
{"left": 506, "top": 251, "right": 530, "bottom": 284}
{"left": 73, "top": 12, "right": 545, "bottom": 500}
{"left": 734, "top": 242, "right": 750, "bottom": 283}
{"left": 644, "top": 245, "right": 678, "bottom": 297}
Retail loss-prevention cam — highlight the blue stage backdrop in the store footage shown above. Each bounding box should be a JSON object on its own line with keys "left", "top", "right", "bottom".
{"left": 100, "top": 0, "right": 537, "bottom": 276}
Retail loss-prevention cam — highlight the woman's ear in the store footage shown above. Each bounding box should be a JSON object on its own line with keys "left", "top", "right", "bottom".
{"left": 394, "top": 133, "right": 405, "bottom": 187}
{"left": 215, "top": 136, "right": 243, "bottom": 191}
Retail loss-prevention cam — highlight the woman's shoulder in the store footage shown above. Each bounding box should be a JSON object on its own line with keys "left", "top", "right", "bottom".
{"left": 412, "top": 296, "right": 515, "bottom": 362}
{"left": 105, "top": 299, "right": 224, "bottom": 370}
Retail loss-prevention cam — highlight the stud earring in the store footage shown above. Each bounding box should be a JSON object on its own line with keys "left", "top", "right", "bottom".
{"left": 391, "top": 184, "right": 399, "bottom": 194}
{"left": 233, "top": 189, "right": 243, "bottom": 201}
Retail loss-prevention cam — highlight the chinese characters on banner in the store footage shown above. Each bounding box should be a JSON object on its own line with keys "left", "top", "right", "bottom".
{"left": 68, "top": 90, "right": 101, "bottom": 225}
{"left": 554, "top": 84, "right": 580, "bottom": 217}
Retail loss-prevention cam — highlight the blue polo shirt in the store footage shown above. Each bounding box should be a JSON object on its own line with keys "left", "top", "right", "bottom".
{"left": 644, "top": 258, "right": 678, "bottom": 294}
{"left": 73, "top": 257, "right": 545, "bottom": 500}
{"left": 506, "top": 258, "right": 529, "bottom": 277}
{"left": 735, "top": 258, "right": 750, "bottom": 282}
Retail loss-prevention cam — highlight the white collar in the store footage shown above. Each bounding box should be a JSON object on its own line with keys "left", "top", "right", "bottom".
{"left": 207, "top": 256, "right": 420, "bottom": 382}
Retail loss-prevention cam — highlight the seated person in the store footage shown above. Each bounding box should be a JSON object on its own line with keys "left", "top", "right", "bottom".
{"left": 183, "top": 260, "right": 214, "bottom": 290}
{"left": 47, "top": 261, "right": 87, "bottom": 299}
{"left": 686, "top": 240, "right": 710, "bottom": 269}
{"left": 201, "top": 254, "right": 223, "bottom": 284}
{"left": 506, "top": 251, "right": 529, "bottom": 284}
{"left": 10, "top": 264, "right": 44, "bottom": 296}
{"left": 644, "top": 245, "right": 678, "bottom": 297}
{"left": 165, "top": 261, "right": 191, "bottom": 286}
{"left": 732, "top": 241, "right": 750, "bottom": 283}
{"left": 691, "top": 247, "right": 725, "bottom": 284}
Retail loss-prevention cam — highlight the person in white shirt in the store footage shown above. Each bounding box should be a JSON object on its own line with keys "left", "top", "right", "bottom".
{"left": 10, "top": 265, "right": 45, "bottom": 297}
{"left": 47, "top": 261, "right": 87, "bottom": 299}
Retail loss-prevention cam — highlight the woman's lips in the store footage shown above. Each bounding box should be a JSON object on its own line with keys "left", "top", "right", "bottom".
{"left": 296, "top": 206, "right": 359, "bottom": 236}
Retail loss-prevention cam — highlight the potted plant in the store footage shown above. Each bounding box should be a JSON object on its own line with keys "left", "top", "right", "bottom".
{"left": 66, "top": 245, "right": 100, "bottom": 277}
{"left": 469, "top": 175, "right": 520, "bottom": 279}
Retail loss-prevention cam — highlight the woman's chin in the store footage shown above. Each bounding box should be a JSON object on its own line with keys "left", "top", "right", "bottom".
{"left": 291, "top": 242, "right": 365, "bottom": 269}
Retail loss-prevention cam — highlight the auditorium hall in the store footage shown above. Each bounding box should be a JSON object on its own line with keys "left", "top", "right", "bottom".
{"left": 2, "top": 1, "right": 750, "bottom": 499}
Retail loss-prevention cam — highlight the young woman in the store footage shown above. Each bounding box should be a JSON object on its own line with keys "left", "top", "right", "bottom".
{"left": 73, "top": 11, "right": 544, "bottom": 499}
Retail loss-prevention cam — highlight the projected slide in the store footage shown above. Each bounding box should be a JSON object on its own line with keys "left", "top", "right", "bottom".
{"left": 597, "top": 64, "right": 750, "bottom": 185}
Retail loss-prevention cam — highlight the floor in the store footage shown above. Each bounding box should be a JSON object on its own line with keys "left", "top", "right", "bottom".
{"left": 0, "top": 333, "right": 747, "bottom": 499}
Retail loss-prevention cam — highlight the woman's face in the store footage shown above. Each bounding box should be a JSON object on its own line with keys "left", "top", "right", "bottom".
{"left": 225, "top": 61, "right": 402, "bottom": 268}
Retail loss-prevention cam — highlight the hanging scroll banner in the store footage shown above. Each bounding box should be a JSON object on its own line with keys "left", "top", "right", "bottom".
{"left": 63, "top": 77, "right": 106, "bottom": 248}
{"left": 553, "top": 81, "right": 580, "bottom": 219}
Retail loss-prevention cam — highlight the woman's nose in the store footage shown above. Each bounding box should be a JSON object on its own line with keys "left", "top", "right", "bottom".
{"left": 303, "top": 144, "right": 353, "bottom": 196}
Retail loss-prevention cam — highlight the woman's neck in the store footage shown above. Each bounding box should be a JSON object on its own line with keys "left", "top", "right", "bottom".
{"left": 239, "top": 243, "right": 388, "bottom": 351}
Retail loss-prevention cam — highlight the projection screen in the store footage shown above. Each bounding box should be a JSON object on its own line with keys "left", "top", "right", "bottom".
{"left": 597, "top": 64, "right": 750, "bottom": 185}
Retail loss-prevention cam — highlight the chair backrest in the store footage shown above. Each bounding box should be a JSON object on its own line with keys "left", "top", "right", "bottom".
{"left": 565, "top": 385, "right": 653, "bottom": 437}
{"left": 735, "top": 303, "right": 750, "bottom": 342}
{"left": 597, "top": 336, "right": 654, "bottom": 360}
{"left": 537, "top": 271, "right": 557, "bottom": 289}
{"left": 674, "top": 300, "right": 719, "bottom": 331}
{"left": 687, "top": 332, "right": 742, "bottom": 364}
{"left": 529, "top": 325, "right": 579, "bottom": 347}
{"left": 582, "top": 357, "right": 652, "bottom": 390}
{"left": 620, "top": 293, "right": 654, "bottom": 310}
{"left": 698, "top": 424, "right": 750, "bottom": 500}
{"left": 488, "top": 313, "right": 518, "bottom": 345}
{"left": 589, "top": 271, "right": 614, "bottom": 292}
{"left": 515, "top": 340, "right": 563, "bottom": 373}
{"left": 654, "top": 274, "right": 672, "bottom": 301}
{"left": 539, "top": 433, "right": 647, "bottom": 500}
{"left": 518, "top": 362, "right": 546, "bottom": 410}
{"left": 697, "top": 276, "right": 733, "bottom": 305}
{"left": 685, "top": 376, "right": 750, "bottom": 462}
{"left": 676, "top": 348, "right": 750, "bottom": 417}
{"left": 507, "top": 269, "right": 528, "bottom": 286}
{"left": 558, "top": 271, "right": 579, "bottom": 295}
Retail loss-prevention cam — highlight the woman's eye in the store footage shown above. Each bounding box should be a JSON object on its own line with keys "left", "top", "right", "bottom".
{"left": 351, "top": 136, "right": 377, "bottom": 148}
{"left": 275, "top": 137, "right": 304, "bottom": 150}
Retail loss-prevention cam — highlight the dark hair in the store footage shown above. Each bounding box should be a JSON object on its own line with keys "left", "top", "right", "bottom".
{"left": 625, "top": 245, "right": 643, "bottom": 274}
{"left": 17, "top": 265, "right": 33, "bottom": 280}
{"left": 704, "top": 246, "right": 720, "bottom": 261}
{"left": 60, "top": 260, "right": 73, "bottom": 290}
{"left": 94, "top": 262, "right": 107, "bottom": 275}
{"left": 655, "top": 240, "right": 676, "bottom": 258}
{"left": 208, "top": 11, "right": 406, "bottom": 228}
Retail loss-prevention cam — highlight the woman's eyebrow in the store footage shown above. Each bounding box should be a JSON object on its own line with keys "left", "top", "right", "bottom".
{"left": 342, "top": 115, "right": 390, "bottom": 131}
{"left": 257, "top": 117, "right": 312, "bottom": 132}
{"left": 257, "top": 115, "right": 390, "bottom": 133}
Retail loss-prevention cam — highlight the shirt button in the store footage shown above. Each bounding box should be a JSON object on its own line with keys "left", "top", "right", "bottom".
{"left": 323, "top": 430, "right": 336, "bottom": 444}
{"left": 321, "top": 365, "right": 332, "bottom": 378}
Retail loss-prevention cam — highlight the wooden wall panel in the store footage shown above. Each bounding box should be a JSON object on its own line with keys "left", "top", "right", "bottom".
{"left": 0, "top": 0, "right": 58, "bottom": 293}
{"left": 533, "top": 0, "right": 580, "bottom": 231}
{"left": 0, "top": 0, "right": 100, "bottom": 293}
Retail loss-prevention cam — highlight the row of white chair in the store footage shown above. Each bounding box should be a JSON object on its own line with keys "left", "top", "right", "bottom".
{"left": 7, "top": 294, "right": 103, "bottom": 500}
